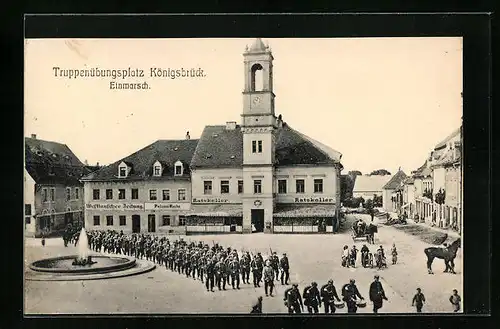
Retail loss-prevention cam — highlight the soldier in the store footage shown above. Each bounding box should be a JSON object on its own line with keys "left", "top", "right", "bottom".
{"left": 369, "top": 275, "right": 388, "bottom": 313}
{"left": 350, "top": 245, "right": 358, "bottom": 267}
{"left": 224, "top": 254, "right": 232, "bottom": 283}
{"left": 198, "top": 252, "right": 205, "bottom": 281}
{"left": 342, "top": 279, "right": 365, "bottom": 313}
{"left": 271, "top": 252, "right": 280, "bottom": 280}
{"left": 230, "top": 257, "right": 241, "bottom": 290}
{"left": 320, "top": 279, "right": 342, "bottom": 314}
{"left": 284, "top": 284, "right": 303, "bottom": 314}
{"left": 251, "top": 255, "right": 261, "bottom": 287}
{"left": 303, "top": 282, "right": 321, "bottom": 314}
{"left": 263, "top": 260, "right": 275, "bottom": 297}
{"left": 190, "top": 252, "right": 199, "bottom": 280}
{"left": 215, "top": 258, "right": 227, "bottom": 291}
{"left": 205, "top": 257, "right": 216, "bottom": 292}
{"left": 240, "top": 253, "right": 251, "bottom": 284}
{"left": 279, "top": 253, "right": 290, "bottom": 285}
{"left": 185, "top": 249, "right": 192, "bottom": 278}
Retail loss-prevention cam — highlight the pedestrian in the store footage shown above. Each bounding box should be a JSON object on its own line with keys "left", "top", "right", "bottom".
{"left": 369, "top": 275, "right": 388, "bottom": 313}
{"left": 412, "top": 288, "right": 426, "bottom": 313}
{"left": 303, "top": 282, "right": 321, "bottom": 314}
{"left": 250, "top": 296, "right": 263, "bottom": 314}
{"left": 41, "top": 232, "right": 46, "bottom": 247}
{"left": 263, "top": 260, "right": 275, "bottom": 297}
{"left": 279, "top": 253, "right": 290, "bottom": 285}
{"left": 342, "top": 279, "right": 364, "bottom": 313}
{"left": 320, "top": 280, "right": 342, "bottom": 314}
{"left": 449, "top": 289, "right": 461, "bottom": 312}
{"left": 391, "top": 243, "right": 398, "bottom": 265}
{"left": 342, "top": 245, "right": 349, "bottom": 267}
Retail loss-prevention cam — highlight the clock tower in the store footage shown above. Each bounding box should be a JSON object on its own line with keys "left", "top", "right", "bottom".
{"left": 241, "top": 38, "right": 277, "bottom": 234}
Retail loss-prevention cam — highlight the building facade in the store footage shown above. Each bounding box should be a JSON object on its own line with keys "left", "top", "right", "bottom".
{"left": 81, "top": 139, "right": 199, "bottom": 234}
{"left": 382, "top": 170, "right": 407, "bottom": 213}
{"left": 24, "top": 135, "right": 90, "bottom": 237}
{"left": 352, "top": 175, "right": 391, "bottom": 201}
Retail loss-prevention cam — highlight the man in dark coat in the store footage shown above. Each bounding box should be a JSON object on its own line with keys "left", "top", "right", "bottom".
{"left": 320, "top": 279, "right": 342, "bottom": 313}
{"left": 369, "top": 275, "right": 388, "bottom": 313}
{"left": 205, "top": 258, "right": 216, "bottom": 292}
{"left": 412, "top": 288, "right": 426, "bottom": 313}
{"left": 303, "top": 282, "right": 321, "bottom": 314}
{"left": 285, "top": 284, "right": 303, "bottom": 314}
{"left": 342, "top": 279, "right": 364, "bottom": 313}
{"left": 279, "top": 253, "right": 290, "bottom": 285}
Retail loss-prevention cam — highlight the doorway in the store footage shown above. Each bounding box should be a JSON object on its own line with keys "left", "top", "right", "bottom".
{"left": 132, "top": 215, "right": 141, "bottom": 233}
{"left": 251, "top": 209, "right": 265, "bottom": 233}
{"left": 148, "top": 214, "right": 156, "bottom": 233}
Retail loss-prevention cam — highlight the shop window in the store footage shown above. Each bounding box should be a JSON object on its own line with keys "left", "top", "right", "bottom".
{"left": 106, "top": 189, "right": 113, "bottom": 200}
{"left": 131, "top": 188, "right": 139, "bottom": 199}
{"left": 238, "top": 180, "right": 244, "bottom": 194}
{"left": 162, "top": 189, "right": 170, "bottom": 201}
{"left": 93, "top": 189, "right": 100, "bottom": 200}
{"left": 162, "top": 215, "right": 171, "bottom": 226}
{"left": 221, "top": 180, "right": 230, "bottom": 194}
{"left": 278, "top": 180, "right": 287, "bottom": 194}
{"left": 149, "top": 190, "right": 157, "bottom": 200}
{"left": 93, "top": 215, "right": 100, "bottom": 226}
{"left": 254, "top": 180, "right": 262, "bottom": 194}
{"left": 178, "top": 215, "right": 186, "bottom": 226}
{"left": 119, "top": 215, "right": 126, "bottom": 226}
{"left": 106, "top": 215, "right": 113, "bottom": 226}
{"left": 118, "top": 189, "right": 126, "bottom": 200}
{"left": 296, "top": 179, "right": 305, "bottom": 193}
{"left": 204, "top": 181, "right": 212, "bottom": 195}
{"left": 314, "top": 179, "right": 324, "bottom": 193}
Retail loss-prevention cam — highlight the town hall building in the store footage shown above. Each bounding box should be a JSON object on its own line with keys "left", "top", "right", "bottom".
{"left": 81, "top": 38, "right": 343, "bottom": 234}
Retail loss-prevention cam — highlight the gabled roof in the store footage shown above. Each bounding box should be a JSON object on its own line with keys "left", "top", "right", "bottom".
{"left": 82, "top": 139, "right": 199, "bottom": 182}
{"left": 434, "top": 127, "right": 461, "bottom": 150}
{"left": 382, "top": 170, "right": 408, "bottom": 190}
{"left": 25, "top": 137, "right": 90, "bottom": 185}
{"left": 190, "top": 123, "right": 342, "bottom": 169}
{"left": 353, "top": 175, "right": 392, "bottom": 193}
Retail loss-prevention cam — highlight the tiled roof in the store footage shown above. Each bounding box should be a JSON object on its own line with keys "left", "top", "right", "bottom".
{"left": 382, "top": 170, "right": 408, "bottom": 190}
{"left": 82, "top": 139, "right": 199, "bottom": 182}
{"left": 434, "top": 127, "right": 461, "bottom": 150}
{"left": 412, "top": 161, "right": 433, "bottom": 179}
{"left": 353, "top": 175, "right": 392, "bottom": 193}
{"left": 25, "top": 137, "right": 90, "bottom": 185}
{"left": 403, "top": 177, "right": 415, "bottom": 184}
{"left": 190, "top": 124, "right": 341, "bottom": 169}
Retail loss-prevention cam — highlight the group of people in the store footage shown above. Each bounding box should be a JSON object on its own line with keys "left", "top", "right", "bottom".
{"left": 341, "top": 243, "right": 398, "bottom": 269}
{"left": 85, "top": 230, "right": 291, "bottom": 294}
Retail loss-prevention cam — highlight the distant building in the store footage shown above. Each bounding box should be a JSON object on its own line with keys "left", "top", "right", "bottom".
{"left": 24, "top": 135, "right": 91, "bottom": 237}
{"left": 352, "top": 175, "right": 391, "bottom": 201}
{"left": 382, "top": 170, "right": 407, "bottom": 213}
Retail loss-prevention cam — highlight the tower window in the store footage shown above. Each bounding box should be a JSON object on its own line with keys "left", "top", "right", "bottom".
{"left": 251, "top": 63, "right": 264, "bottom": 92}
{"left": 254, "top": 180, "right": 262, "bottom": 194}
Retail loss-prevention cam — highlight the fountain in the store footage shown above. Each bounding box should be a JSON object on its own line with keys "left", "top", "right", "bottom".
{"left": 27, "top": 228, "right": 155, "bottom": 281}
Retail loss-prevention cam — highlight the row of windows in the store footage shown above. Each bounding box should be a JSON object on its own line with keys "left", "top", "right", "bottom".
{"left": 92, "top": 188, "right": 187, "bottom": 201}
{"left": 92, "top": 214, "right": 186, "bottom": 226}
{"left": 202, "top": 178, "right": 324, "bottom": 195}
{"left": 42, "top": 187, "right": 79, "bottom": 202}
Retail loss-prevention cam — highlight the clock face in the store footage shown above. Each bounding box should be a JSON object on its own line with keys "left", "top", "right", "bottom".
{"left": 253, "top": 96, "right": 261, "bottom": 105}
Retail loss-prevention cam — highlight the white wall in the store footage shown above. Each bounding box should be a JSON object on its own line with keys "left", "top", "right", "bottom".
{"left": 24, "top": 168, "right": 36, "bottom": 235}
{"left": 191, "top": 168, "right": 244, "bottom": 203}
{"left": 433, "top": 167, "right": 446, "bottom": 192}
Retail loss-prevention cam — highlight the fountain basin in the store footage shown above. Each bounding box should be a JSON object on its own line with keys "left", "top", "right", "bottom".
{"left": 29, "top": 255, "right": 136, "bottom": 274}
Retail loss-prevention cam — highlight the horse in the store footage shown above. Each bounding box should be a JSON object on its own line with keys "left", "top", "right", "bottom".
{"left": 424, "top": 238, "right": 461, "bottom": 274}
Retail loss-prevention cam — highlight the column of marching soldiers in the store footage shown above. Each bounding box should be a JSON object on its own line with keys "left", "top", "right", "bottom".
{"left": 86, "top": 230, "right": 394, "bottom": 314}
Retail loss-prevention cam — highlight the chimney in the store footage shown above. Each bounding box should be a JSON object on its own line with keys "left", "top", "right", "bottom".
{"left": 31, "top": 134, "right": 37, "bottom": 139}
{"left": 185, "top": 131, "right": 191, "bottom": 140}
{"left": 226, "top": 121, "right": 237, "bottom": 130}
{"left": 96, "top": 162, "right": 100, "bottom": 167}
{"left": 277, "top": 114, "right": 283, "bottom": 128}
{"left": 84, "top": 159, "right": 88, "bottom": 165}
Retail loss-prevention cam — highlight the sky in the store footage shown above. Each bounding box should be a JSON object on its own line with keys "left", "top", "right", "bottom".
{"left": 24, "top": 38, "right": 462, "bottom": 175}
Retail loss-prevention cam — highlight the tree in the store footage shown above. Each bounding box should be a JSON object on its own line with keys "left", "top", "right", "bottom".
{"left": 340, "top": 175, "right": 355, "bottom": 202}
{"left": 348, "top": 170, "right": 362, "bottom": 177}
{"left": 373, "top": 194, "right": 383, "bottom": 207}
{"left": 369, "top": 169, "right": 391, "bottom": 176}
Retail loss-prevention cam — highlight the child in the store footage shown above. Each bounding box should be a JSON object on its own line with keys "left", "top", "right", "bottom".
{"left": 412, "top": 288, "right": 425, "bottom": 313}
{"left": 391, "top": 243, "right": 398, "bottom": 265}
{"left": 449, "top": 289, "right": 461, "bottom": 312}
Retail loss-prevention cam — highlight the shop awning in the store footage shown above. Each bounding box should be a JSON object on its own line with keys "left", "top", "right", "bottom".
{"left": 186, "top": 204, "right": 243, "bottom": 217}
{"left": 273, "top": 204, "right": 337, "bottom": 218}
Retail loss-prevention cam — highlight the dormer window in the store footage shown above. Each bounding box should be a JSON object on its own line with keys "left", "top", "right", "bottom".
{"left": 118, "top": 161, "right": 130, "bottom": 178}
{"left": 174, "top": 160, "right": 184, "bottom": 176}
{"left": 153, "top": 160, "right": 162, "bottom": 177}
